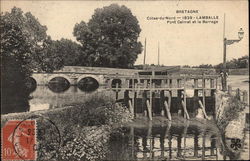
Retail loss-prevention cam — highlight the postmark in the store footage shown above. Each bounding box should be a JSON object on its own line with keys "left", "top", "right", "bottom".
{"left": 2, "top": 115, "right": 61, "bottom": 160}
{"left": 2, "top": 120, "right": 36, "bottom": 160}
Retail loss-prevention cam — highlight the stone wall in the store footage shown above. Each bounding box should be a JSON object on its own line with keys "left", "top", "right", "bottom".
{"left": 53, "top": 66, "right": 141, "bottom": 75}
{"left": 32, "top": 66, "right": 141, "bottom": 85}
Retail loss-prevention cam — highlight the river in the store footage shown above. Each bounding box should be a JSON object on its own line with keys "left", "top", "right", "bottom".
{"left": 106, "top": 120, "right": 225, "bottom": 160}
{"left": 27, "top": 75, "right": 249, "bottom": 160}
{"left": 29, "top": 75, "right": 249, "bottom": 112}
{"left": 29, "top": 86, "right": 115, "bottom": 111}
{"left": 2, "top": 75, "right": 249, "bottom": 160}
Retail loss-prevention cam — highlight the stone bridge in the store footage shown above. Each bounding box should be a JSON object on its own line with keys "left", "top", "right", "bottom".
{"left": 31, "top": 66, "right": 140, "bottom": 86}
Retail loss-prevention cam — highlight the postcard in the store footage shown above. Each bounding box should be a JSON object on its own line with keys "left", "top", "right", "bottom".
{"left": 1, "top": 0, "right": 249, "bottom": 160}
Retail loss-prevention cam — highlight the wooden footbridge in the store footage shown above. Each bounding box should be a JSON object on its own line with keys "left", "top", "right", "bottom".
{"left": 105, "top": 73, "right": 220, "bottom": 120}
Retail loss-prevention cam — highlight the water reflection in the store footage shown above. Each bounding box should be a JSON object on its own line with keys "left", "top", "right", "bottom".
{"left": 106, "top": 122, "right": 225, "bottom": 160}
{"left": 25, "top": 77, "right": 37, "bottom": 93}
{"left": 2, "top": 80, "right": 31, "bottom": 114}
{"left": 29, "top": 86, "right": 118, "bottom": 111}
{"left": 29, "top": 103, "right": 51, "bottom": 112}
{"left": 77, "top": 77, "right": 99, "bottom": 92}
{"left": 48, "top": 77, "right": 70, "bottom": 93}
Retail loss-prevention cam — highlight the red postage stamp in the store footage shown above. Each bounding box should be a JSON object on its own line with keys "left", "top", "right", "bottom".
{"left": 1, "top": 120, "right": 36, "bottom": 160}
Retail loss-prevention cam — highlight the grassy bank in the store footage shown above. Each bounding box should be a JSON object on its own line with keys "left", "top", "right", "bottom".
{"left": 215, "top": 94, "right": 248, "bottom": 160}
{"left": 1, "top": 94, "right": 133, "bottom": 160}
{"left": 216, "top": 95, "right": 247, "bottom": 132}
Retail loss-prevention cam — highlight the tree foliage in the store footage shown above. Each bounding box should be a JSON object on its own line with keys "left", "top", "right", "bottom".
{"left": 193, "top": 64, "right": 213, "bottom": 68}
{"left": 181, "top": 55, "right": 249, "bottom": 70}
{"left": 0, "top": 7, "right": 62, "bottom": 113}
{"left": 52, "top": 39, "right": 83, "bottom": 66}
{"left": 215, "top": 55, "right": 249, "bottom": 69}
{"left": 33, "top": 36, "right": 64, "bottom": 72}
{"left": 73, "top": 4, "right": 142, "bottom": 68}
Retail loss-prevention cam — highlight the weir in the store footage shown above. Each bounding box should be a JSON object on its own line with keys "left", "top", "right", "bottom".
{"left": 105, "top": 74, "right": 220, "bottom": 120}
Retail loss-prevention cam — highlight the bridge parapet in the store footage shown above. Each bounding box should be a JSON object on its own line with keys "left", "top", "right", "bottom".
{"left": 53, "top": 66, "right": 141, "bottom": 75}
{"left": 31, "top": 66, "right": 140, "bottom": 86}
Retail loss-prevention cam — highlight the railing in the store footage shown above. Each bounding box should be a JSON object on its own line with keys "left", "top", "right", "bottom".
{"left": 228, "top": 85, "right": 249, "bottom": 104}
{"left": 105, "top": 74, "right": 220, "bottom": 91}
{"left": 104, "top": 74, "right": 220, "bottom": 120}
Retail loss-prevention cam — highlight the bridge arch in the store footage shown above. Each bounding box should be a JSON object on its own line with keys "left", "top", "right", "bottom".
{"left": 47, "top": 74, "right": 72, "bottom": 85}
{"left": 47, "top": 75, "right": 71, "bottom": 93}
{"left": 26, "top": 77, "right": 37, "bottom": 93}
{"left": 77, "top": 75, "right": 100, "bottom": 91}
{"left": 77, "top": 75, "right": 101, "bottom": 85}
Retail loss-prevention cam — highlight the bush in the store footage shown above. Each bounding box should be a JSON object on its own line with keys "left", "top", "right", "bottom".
{"left": 216, "top": 95, "right": 246, "bottom": 131}
{"left": 51, "top": 96, "right": 132, "bottom": 160}
{"left": 58, "top": 125, "right": 111, "bottom": 161}
{"left": 1, "top": 94, "right": 133, "bottom": 161}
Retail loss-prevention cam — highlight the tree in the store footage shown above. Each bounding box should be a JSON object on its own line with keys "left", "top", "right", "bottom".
{"left": 182, "top": 65, "right": 191, "bottom": 68}
{"left": 73, "top": 4, "right": 142, "bottom": 68}
{"left": 52, "top": 39, "right": 84, "bottom": 66}
{"left": 1, "top": 13, "right": 29, "bottom": 113}
{"left": 0, "top": 7, "right": 62, "bottom": 113}
{"left": 33, "top": 36, "right": 64, "bottom": 72}
{"left": 236, "top": 55, "right": 249, "bottom": 68}
{"left": 214, "top": 55, "right": 249, "bottom": 70}
{"left": 199, "top": 64, "right": 213, "bottom": 68}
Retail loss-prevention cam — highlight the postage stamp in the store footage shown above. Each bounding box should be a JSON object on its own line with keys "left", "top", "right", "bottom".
{"left": 2, "top": 115, "right": 61, "bottom": 160}
{"left": 1, "top": 120, "right": 36, "bottom": 160}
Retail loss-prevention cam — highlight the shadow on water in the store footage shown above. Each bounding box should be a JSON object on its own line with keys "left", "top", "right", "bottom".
{"left": 77, "top": 77, "right": 99, "bottom": 92}
{"left": 25, "top": 77, "right": 37, "bottom": 93}
{"left": 48, "top": 77, "right": 70, "bottom": 93}
{"left": 2, "top": 80, "right": 31, "bottom": 114}
{"left": 105, "top": 120, "right": 248, "bottom": 161}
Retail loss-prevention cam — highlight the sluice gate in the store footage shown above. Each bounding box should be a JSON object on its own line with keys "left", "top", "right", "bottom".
{"left": 105, "top": 74, "right": 220, "bottom": 120}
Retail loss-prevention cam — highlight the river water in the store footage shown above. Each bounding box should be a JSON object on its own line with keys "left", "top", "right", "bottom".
{"left": 29, "top": 75, "right": 249, "bottom": 112}
{"left": 27, "top": 75, "right": 249, "bottom": 160}
{"left": 29, "top": 86, "right": 115, "bottom": 111}
{"left": 105, "top": 120, "right": 249, "bottom": 160}
{"left": 106, "top": 122, "right": 223, "bottom": 160}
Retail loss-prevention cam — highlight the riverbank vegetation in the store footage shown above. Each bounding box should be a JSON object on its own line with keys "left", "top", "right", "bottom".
{"left": 1, "top": 95, "right": 133, "bottom": 160}
{"left": 216, "top": 95, "right": 247, "bottom": 132}
{"left": 215, "top": 93, "right": 248, "bottom": 160}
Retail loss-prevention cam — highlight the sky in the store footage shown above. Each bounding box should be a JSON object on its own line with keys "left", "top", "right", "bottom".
{"left": 1, "top": 0, "right": 249, "bottom": 66}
